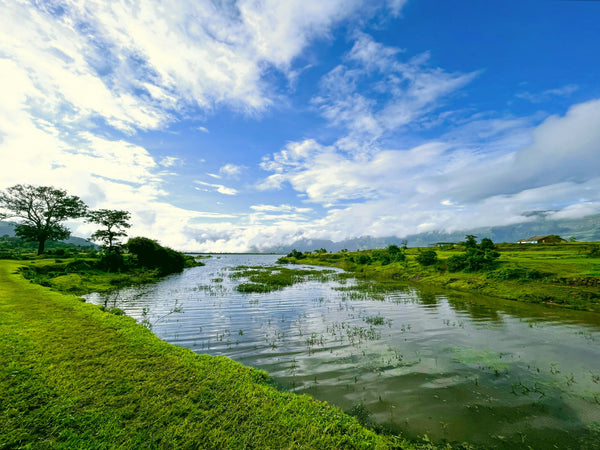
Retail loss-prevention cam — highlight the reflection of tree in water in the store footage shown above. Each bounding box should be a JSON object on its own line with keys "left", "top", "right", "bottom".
{"left": 416, "top": 291, "right": 438, "bottom": 307}
{"left": 447, "top": 296, "right": 504, "bottom": 324}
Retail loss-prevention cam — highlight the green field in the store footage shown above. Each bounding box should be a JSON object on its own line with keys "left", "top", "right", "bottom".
{"left": 0, "top": 259, "right": 437, "bottom": 449}
{"left": 279, "top": 242, "right": 600, "bottom": 312}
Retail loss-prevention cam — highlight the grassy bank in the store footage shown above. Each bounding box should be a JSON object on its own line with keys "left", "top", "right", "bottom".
{"left": 278, "top": 242, "right": 600, "bottom": 312}
{"left": 0, "top": 259, "right": 432, "bottom": 449}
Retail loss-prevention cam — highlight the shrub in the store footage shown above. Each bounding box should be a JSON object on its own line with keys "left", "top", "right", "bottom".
{"left": 588, "top": 245, "right": 600, "bottom": 258}
{"left": 286, "top": 249, "right": 304, "bottom": 259}
{"left": 416, "top": 249, "right": 438, "bottom": 267}
{"left": 126, "top": 237, "right": 186, "bottom": 275}
{"left": 354, "top": 254, "right": 372, "bottom": 265}
{"left": 96, "top": 252, "right": 126, "bottom": 272}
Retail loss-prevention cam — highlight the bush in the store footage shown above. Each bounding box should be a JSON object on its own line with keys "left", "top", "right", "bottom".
{"left": 354, "top": 254, "right": 372, "bottom": 265}
{"left": 416, "top": 249, "right": 438, "bottom": 267}
{"left": 588, "top": 245, "right": 600, "bottom": 258}
{"left": 97, "top": 252, "right": 126, "bottom": 272}
{"left": 126, "top": 237, "right": 186, "bottom": 275}
{"left": 447, "top": 236, "right": 501, "bottom": 272}
{"left": 286, "top": 249, "right": 305, "bottom": 259}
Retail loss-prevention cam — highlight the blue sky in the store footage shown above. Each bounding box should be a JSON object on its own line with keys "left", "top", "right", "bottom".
{"left": 1, "top": 0, "right": 599, "bottom": 251}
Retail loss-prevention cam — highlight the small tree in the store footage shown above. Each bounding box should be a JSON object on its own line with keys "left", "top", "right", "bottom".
{"left": 463, "top": 235, "right": 478, "bottom": 249}
{"left": 87, "top": 209, "right": 131, "bottom": 253}
{"left": 416, "top": 249, "right": 438, "bottom": 267}
{"left": 0, "top": 184, "right": 87, "bottom": 255}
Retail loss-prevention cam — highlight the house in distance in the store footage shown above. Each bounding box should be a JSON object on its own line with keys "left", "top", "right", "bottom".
{"left": 517, "top": 235, "right": 566, "bottom": 244}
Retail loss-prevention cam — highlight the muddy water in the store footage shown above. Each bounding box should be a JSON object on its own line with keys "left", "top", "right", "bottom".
{"left": 85, "top": 254, "right": 600, "bottom": 448}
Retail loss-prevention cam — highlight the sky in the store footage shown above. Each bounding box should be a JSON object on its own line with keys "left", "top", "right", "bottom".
{"left": 1, "top": 0, "right": 600, "bottom": 252}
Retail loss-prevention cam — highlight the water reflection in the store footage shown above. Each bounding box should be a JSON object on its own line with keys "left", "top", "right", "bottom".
{"left": 85, "top": 254, "right": 600, "bottom": 449}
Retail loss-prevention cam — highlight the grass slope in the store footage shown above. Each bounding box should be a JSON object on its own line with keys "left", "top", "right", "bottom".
{"left": 280, "top": 243, "right": 600, "bottom": 312}
{"left": 0, "top": 260, "right": 427, "bottom": 449}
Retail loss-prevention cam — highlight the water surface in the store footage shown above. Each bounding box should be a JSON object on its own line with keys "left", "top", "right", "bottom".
{"left": 85, "top": 254, "right": 600, "bottom": 448}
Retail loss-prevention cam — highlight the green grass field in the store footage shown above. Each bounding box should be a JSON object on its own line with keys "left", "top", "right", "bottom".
{"left": 0, "top": 259, "right": 435, "bottom": 449}
{"left": 281, "top": 242, "right": 600, "bottom": 312}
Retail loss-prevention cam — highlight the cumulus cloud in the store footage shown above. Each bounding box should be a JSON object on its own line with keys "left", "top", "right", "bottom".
{"left": 255, "top": 97, "right": 600, "bottom": 247}
{"left": 2, "top": 0, "right": 407, "bottom": 251}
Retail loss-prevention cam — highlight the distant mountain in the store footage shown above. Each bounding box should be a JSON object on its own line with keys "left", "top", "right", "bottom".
{"left": 0, "top": 221, "right": 96, "bottom": 247}
{"left": 252, "top": 213, "right": 600, "bottom": 253}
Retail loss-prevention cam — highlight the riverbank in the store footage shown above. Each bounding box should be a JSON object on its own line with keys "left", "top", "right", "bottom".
{"left": 0, "top": 259, "right": 430, "bottom": 449}
{"left": 278, "top": 242, "right": 600, "bottom": 312}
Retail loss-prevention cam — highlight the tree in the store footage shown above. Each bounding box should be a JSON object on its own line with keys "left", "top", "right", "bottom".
{"left": 0, "top": 185, "right": 87, "bottom": 255}
{"left": 463, "top": 234, "right": 478, "bottom": 249}
{"left": 416, "top": 249, "right": 438, "bottom": 267}
{"left": 87, "top": 209, "right": 131, "bottom": 253}
{"left": 126, "top": 237, "right": 186, "bottom": 275}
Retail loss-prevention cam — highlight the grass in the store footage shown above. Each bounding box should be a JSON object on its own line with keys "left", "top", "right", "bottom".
{"left": 230, "top": 266, "right": 337, "bottom": 293}
{"left": 280, "top": 242, "right": 600, "bottom": 312}
{"left": 0, "top": 259, "right": 435, "bottom": 449}
{"left": 17, "top": 257, "right": 165, "bottom": 295}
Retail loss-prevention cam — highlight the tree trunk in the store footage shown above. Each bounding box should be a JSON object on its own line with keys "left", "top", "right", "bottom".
{"left": 37, "top": 239, "right": 45, "bottom": 255}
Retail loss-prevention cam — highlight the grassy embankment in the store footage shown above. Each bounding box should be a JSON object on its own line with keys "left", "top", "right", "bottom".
{"left": 278, "top": 242, "right": 600, "bottom": 312}
{"left": 0, "top": 258, "right": 433, "bottom": 449}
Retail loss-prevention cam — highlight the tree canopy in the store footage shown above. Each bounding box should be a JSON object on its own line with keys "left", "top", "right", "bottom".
{"left": 0, "top": 185, "right": 87, "bottom": 255}
{"left": 87, "top": 209, "right": 131, "bottom": 252}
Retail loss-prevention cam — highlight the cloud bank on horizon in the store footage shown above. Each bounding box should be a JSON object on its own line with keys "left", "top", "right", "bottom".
{"left": 1, "top": 0, "right": 599, "bottom": 251}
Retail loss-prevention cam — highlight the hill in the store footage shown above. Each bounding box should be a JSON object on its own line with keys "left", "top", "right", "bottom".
{"left": 253, "top": 213, "right": 600, "bottom": 253}
{"left": 0, "top": 221, "right": 95, "bottom": 248}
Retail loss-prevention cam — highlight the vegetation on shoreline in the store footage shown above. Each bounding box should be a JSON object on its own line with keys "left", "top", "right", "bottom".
{"left": 0, "top": 260, "right": 433, "bottom": 449}
{"left": 278, "top": 239, "right": 600, "bottom": 312}
{"left": 15, "top": 239, "right": 202, "bottom": 296}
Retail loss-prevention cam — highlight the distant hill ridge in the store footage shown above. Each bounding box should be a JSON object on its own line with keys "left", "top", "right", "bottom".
{"left": 0, "top": 221, "right": 96, "bottom": 247}
{"left": 251, "top": 213, "right": 600, "bottom": 253}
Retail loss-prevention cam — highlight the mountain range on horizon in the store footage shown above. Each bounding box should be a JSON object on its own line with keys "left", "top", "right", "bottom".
{"left": 249, "top": 213, "right": 600, "bottom": 254}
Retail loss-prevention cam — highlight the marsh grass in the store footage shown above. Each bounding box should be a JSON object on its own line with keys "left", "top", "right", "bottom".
{"left": 230, "top": 266, "right": 339, "bottom": 293}
{"left": 0, "top": 260, "right": 423, "bottom": 449}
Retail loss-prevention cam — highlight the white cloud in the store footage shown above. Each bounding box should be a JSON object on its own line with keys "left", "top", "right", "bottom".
{"left": 195, "top": 181, "right": 238, "bottom": 196}
{"left": 250, "top": 204, "right": 313, "bottom": 213}
{"left": 159, "top": 156, "right": 182, "bottom": 167}
{"left": 253, "top": 97, "right": 600, "bottom": 247}
{"left": 313, "top": 33, "right": 480, "bottom": 148}
{"left": 516, "top": 84, "right": 579, "bottom": 103}
{"left": 219, "top": 163, "right": 245, "bottom": 177}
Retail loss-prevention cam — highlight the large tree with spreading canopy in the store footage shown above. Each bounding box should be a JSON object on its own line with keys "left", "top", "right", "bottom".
{"left": 0, "top": 184, "right": 87, "bottom": 255}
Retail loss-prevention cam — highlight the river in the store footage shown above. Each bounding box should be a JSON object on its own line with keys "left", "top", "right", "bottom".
{"left": 85, "top": 254, "right": 600, "bottom": 448}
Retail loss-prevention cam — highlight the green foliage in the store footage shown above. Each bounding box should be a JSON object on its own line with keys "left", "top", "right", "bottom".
{"left": 97, "top": 252, "right": 126, "bottom": 272}
{"left": 0, "top": 185, "right": 87, "bottom": 254}
{"left": 232, "top": 266, "right": 335, "bottom": 293}
{"left": 447, "top": 236, "right": 500, "bottom": 273}
{"left": 87, "top": 209, "right": 131, "bottom": 252}
{"left": 463, "top": 234, "right": 478, "bottom": 249}
{"left": 416, "top": 249, "right": 438, "bottom": 267}
{"left": 588, "top": 245, "right": 600, "bottom": 258}
{"left": 286, "top": 249, "right": 305, "bottom": 259}
{"left": 354, "top": 254, "right": 372, "bottom": 265}
{"left": 126, "top": 237, "right": 186, "bottom": 275}
{"left": 487, "top": 267, "right": 549, "bottom": 281}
